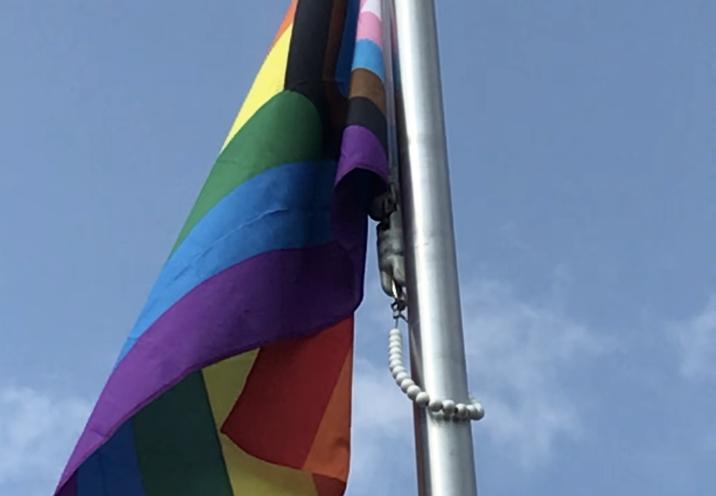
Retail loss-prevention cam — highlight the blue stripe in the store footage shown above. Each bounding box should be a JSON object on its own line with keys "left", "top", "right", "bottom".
{"left": 117, "top": 160, "right": 337, "bottom": 363}
{"left": 352, "top": 39, "right": 385, "bottom": 82}
{"left": 76, "top": 454, "right": 103, "bottom": 496}
{"left": 336, "top": 0, "right": 360, "bottom": 96}
{"left": 77, "top": 421, "right": 146, "bottom": 496}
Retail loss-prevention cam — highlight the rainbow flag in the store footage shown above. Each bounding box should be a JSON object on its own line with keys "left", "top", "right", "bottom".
{"left": 54, "top": 0, "right": 389, "bottom": 495}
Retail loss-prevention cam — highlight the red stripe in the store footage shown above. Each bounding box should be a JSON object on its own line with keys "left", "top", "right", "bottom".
{"left": 313, "top": 474, "right": 346, "bottom": 496}
{"left": 222, "top": 317, "right": 353, "bottom": 469}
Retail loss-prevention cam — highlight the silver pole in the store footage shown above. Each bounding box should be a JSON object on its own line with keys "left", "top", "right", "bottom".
{"left": 390, "top": 1, "right": 479, "bottom": 495}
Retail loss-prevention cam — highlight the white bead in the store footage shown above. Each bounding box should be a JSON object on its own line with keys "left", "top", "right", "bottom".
{"left": 389, "top": 328, "right": 401, "bottom": 336}
{"left": 400, "top": 378, "right": 415, "bottom": 392}
{"left": 389, "top": 358, "right": 402, "bottom": 368}
{"left": 390, "top": 365, "right": 406, "bottom": 376}
{"left": 389, "top": 351, "right": 402, "bottom": 361}
{"left": 394, "top": 371, "right": 409, "bottom": 383}
{"left": 455, "top": 403, "right": 468, "bottom": 419}
{"left": 468, "top": 403, "right": 485, "bottom": 420}
{"left": 428, "top": 399, "right": 443, "bottom": 412}
{"left": 415, "top": 392, "right": 430, "bottom": 407}
{"left": 442, "top": 400, "right": 456, "bottom": 416}
{"left": 406, "top": 385, "right": 421, "bottom": 400}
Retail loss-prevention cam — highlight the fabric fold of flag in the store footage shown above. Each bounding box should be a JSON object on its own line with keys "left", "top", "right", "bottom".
{"left": 54, "top": 1, "right": 390, "bottom": 495}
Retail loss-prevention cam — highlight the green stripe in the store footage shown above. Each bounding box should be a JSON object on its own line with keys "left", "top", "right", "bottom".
{"left": 133, "top": 372, "right": 234, "bottom": 496}
{"left": 172, "top": 90, "right": 324, "bottom": 254}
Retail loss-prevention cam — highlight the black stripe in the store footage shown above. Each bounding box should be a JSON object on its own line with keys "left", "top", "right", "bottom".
{"left": 286, "top": 0, "right": 356, "bottom": 159}
{"left": 345, "top": 96, "right": 388, "bottom": 152}
{"left": 285, "top": 0, "right": 336, "bottom": 121}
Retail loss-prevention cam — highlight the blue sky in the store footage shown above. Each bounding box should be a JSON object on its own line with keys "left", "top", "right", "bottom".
{"left": 1, "top": 0, "right": 715, "bottom": 495}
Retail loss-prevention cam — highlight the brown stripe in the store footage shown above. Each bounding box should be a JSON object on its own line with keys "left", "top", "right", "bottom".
{"left": 323, "top": 0, "right": 350, "bottom": 156}
{"left": 323, "top": 0, "right": 348, "bottom": 82}
{"left": 286, "top": 0, "right": 351, "bottom": 159}
{"left": 348, "top": 68, "right": 386, "bottom": 116}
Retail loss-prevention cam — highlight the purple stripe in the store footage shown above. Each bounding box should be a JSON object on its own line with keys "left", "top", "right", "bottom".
{"left": 55, "top": 472, "right": 77, "bottom": 496}
{"left": 337, "top": 125, "right": 389, "bottom": 185}
{"left": 56, "top": 242, "right": 362, "bottom": 489}
{"left": 54, "top": 116, "right": 389, "bottom": 495}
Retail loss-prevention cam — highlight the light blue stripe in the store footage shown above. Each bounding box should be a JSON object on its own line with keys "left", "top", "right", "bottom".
{"left": 116, "top": 160, "right": 337, "bottom": 363}
{"left": 352, "top": 39, "right": 385, "bottom": 82}
{"left": 76, "top": 422, "right": 146, "bottom": 496}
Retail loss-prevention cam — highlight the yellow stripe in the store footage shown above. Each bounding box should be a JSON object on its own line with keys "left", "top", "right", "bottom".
{"left": 202, "top": 351, "right": 318, "bottom": 496}
{"left": 221, "top": 25, "right": 294, "bottom": 152}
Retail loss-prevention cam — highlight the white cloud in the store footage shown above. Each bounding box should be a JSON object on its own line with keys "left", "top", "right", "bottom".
{"left": 2, "top": 278, "right": 607, "bottom": 496}
{"left": 346, "top": 358, "right": 418, "bottom": 496}
{"left": 0, "top": 387, "right": 90, "bottom": 496}
{"left": 349, "top": 276, "right": 609, "bottom": 490}
{"left": 670, "top": 295, "right": 716, "bottom": 382}
{"left": 461, "top": 279, "right": 607, "bottom": 468}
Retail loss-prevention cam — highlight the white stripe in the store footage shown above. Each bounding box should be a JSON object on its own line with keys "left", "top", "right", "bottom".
{"left": 361, "top": 0, "right": 382, "bottom": 20}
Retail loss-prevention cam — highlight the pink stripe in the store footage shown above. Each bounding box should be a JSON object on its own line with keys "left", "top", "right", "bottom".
{"left": 356, "top": 12, "right": 382, "bottom": 49}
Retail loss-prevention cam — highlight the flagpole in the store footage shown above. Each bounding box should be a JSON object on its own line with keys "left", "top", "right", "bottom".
{"left": 389, "top": 1, "right": 479, "bottom": 495}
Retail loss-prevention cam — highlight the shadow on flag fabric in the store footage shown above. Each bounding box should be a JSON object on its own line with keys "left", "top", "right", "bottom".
{"left": 53, "top": 0, "right": 390, "bottom": 495}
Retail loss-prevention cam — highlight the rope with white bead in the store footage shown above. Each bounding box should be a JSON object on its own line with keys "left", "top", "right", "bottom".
{"left": 388, "top": 326, "right": 485, "bottom": 421}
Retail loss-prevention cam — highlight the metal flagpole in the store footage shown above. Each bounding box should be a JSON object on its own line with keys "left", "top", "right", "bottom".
{"left": 389, "top": 0, "right": 480, "bottom": 495}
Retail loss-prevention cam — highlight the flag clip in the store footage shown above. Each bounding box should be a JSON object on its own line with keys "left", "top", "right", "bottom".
{"left": 373, "top": 191, "right": 407, "bottom": 304}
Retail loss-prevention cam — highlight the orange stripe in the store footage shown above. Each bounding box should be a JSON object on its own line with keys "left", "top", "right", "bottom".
{"left": 270, "top": 0, "right": 298, "bottom": 51}
{"left": 203, "top": 352, "right": 321, "bottom": 496}
{"left": 222, "top": 317, "right": 354, "bottom": 470}
{"left": 302, "top": 350, "right": 352, "bottom": 482}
